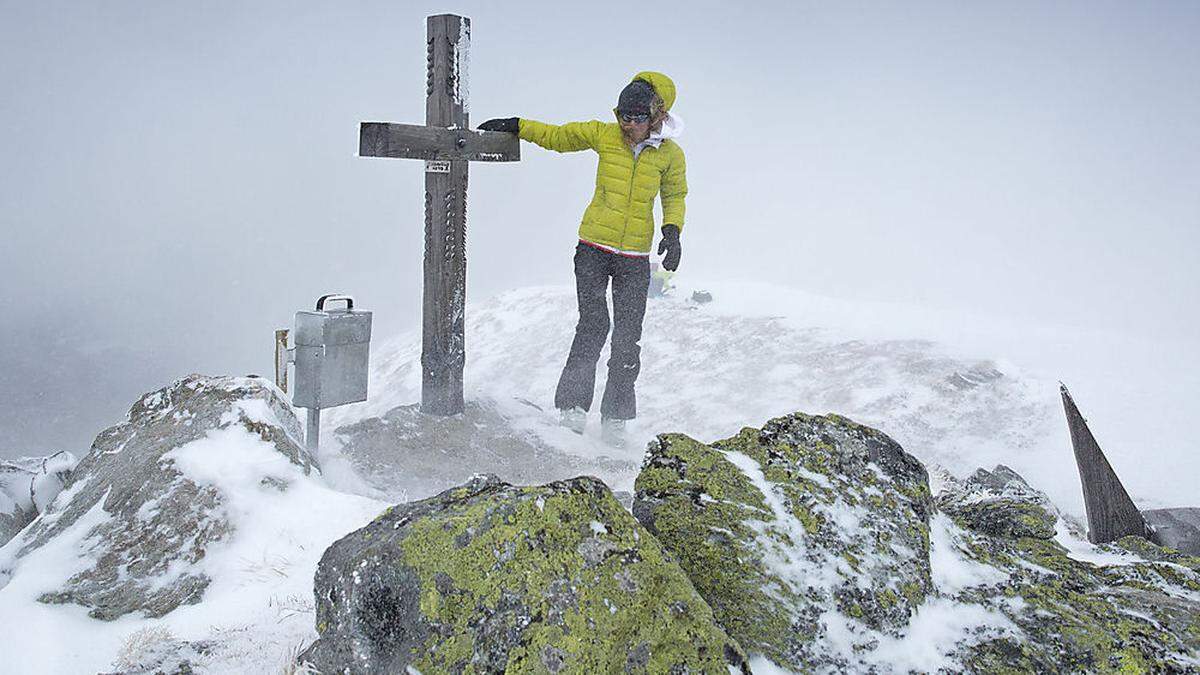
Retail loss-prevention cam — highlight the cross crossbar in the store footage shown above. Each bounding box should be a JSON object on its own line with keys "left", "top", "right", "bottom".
{"left": 359, "top": 122, "right": 520, "bottom": 163}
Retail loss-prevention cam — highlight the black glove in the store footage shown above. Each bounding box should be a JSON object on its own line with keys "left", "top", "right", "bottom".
{"left": 478, "top": 117, "right": 519, "bottom": 133}
{"left": 658, "top": 224, "right": 681, "bottom": 271}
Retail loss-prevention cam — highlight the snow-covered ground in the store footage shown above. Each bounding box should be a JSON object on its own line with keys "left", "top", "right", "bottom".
{"left": 328, "top": 280, "right": 1199, "bottom": 518}
{"left": 0, "top": 280, "right": 1194, "bottom": 673}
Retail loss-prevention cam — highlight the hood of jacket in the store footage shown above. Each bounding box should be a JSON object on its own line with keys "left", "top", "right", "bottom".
{"left": 630, "top": 71, "right": 683, "bottom": 145}
{"left": 632, "top": 71, "right": 677, "bottom": 112}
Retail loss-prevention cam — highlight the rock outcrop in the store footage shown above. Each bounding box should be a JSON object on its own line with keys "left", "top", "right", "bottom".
{"left": 0, "top": 464, "right": 34, "bottom": 548}
{"left": 0, "top": 451, "right": 76, "bottom": 547}
{"left": 625, "top": 413, "right": 1200, "bottom": 672}
{"left": 304, "top": 408, "right": 1200, "bottom": 672}
{"left": 938, "top": 465, "right": 1200, "bottom": 672}
{"left": 3, "top": 374, "right": 314, "bottom": 620}
{"left": 936, "top": 464, "right": 1058, "bottom": 539}
{"left": 300, "top": 474, "right": 748, "bottom": 674}
{"left": 634, "top": 412, "right": 934, "bottom": 671}
{"left": 0, "top": 462, "right": 36, "bottom": 547}
{"left": 9, "top": 369, "right": 1186, "bottom": 672}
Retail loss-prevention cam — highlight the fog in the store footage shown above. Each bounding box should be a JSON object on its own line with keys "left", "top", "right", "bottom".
{"left": 2, "top": 0, "right": 1197, "bottom": 459}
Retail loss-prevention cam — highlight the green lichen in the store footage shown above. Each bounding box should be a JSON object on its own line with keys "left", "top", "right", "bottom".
{"left": 899, "top": 581, "right": 923, "bottom": 607}
{"left": 937, "top": 466, "right": 1200, "bottom": 672}
{"left": 634, "top": 433, "right": 796, "bottom": 662}
{"left": 962, "top": 638, "right": 1047, "bottom": 673}
{"left": 877, "top": 588, "right": 898, "bottom": 609}
{"left": 955, "top": 511, "right": 1198, "bottom": 671}
{"left": 1113, "top": 535, "right": 1200, "bottom": 572}
{"left": 949, "top": 499, "right": 1057, "bottom": 540}
{"left": 635, "top": 412, "right": 934, "bottom": 671}
{"left": 390, "top": 479, "right": 743, "bottom": 672}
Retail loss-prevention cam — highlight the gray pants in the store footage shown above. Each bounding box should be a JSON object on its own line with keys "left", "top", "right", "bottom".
{"left": 554, "top": 243, "right": 651, "bottom": 420}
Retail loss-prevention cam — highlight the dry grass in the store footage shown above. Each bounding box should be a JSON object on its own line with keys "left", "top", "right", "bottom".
{"left": 113, "top": 625, "right": 176, "bottom": 670}
{"left": 269, "top": 593, "right": 315, "bottom": 623}
{"left": 278, "top": 639, "right": 321, "bottom": 675}
{"left": 239, "top": 550, "right": 293, "bottom": 583}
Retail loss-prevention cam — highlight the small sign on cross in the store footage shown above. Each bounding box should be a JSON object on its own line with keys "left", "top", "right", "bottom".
{"left": 359, "top": 14, "right": 520, "bottom": 416}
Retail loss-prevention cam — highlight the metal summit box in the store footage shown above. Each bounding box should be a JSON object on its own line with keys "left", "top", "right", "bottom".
{"left": 292, "top": 295, "right": 372, "bottom": 410}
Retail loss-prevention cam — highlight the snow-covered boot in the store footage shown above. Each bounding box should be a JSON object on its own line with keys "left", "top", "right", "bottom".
{"left": 600, "top": 417, "right": 627, "bottom": 448}
{"left": 559, "top": 407, "right": 587, "bottom": 435}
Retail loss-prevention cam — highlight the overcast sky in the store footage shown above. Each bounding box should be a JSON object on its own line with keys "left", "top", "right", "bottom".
{"left": 1, "top": 0, "right": 1197, "bottom": 458}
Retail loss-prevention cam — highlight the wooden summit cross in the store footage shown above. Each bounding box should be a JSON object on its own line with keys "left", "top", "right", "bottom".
{"left": 359, "top": 14, "right": 520, "bottom": 416}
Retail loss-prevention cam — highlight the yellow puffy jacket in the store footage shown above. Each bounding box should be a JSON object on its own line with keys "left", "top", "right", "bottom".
{"left": 517, "top": 71, "right": 688, "bottom": 254}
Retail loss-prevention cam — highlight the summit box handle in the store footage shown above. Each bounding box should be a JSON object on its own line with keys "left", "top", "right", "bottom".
{"left": 316, "top": 294, "right": 354, "bottom": 311}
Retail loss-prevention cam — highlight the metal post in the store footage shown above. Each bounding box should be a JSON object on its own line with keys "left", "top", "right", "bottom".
{"left": 306, "top": 407, "right": 320, "bottom": 454}
{"left": 274, "top": 329, "right": 291, "bottom": 392}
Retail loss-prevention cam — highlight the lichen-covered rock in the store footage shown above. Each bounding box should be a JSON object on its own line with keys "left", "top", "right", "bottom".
{"left": 633, "top": 412, "right": 933, "bottom": 672}
{"left": 0, "top": 451, "right": 76, "bottom": 547}
{"left": 300, "top": 474, "right": 748, "bottom": 674}
{"left": 936, "top": 465, "right": 1058, "bottom": 540}
{"left": 3, "top": 374, "right": 313, "bottom": 619}
{"left": 938, "top": 466, "right": 1200, "bottom": 672}
{"left": 1111, "top": 533, "right": 1200, "bottom": 572}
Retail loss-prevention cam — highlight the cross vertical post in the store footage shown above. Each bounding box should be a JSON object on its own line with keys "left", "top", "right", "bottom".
{"left": 359, "top": 14, "right": 518, "bottom": 417}
{"left": 422, "top": 14, "right": 470, "bottom": 415}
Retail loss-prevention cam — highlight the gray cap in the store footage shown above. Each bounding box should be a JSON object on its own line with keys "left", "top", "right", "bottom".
{"left": 616, "top": 80, "right": 656, "bottom": 115}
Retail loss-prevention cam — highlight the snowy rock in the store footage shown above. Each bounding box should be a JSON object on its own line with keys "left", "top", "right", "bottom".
{"left": 5, "top": 374, "right": 314, "bottom": 620}
{"left": 1143, "top": 507, "right": 1200, "bottom": 557}
{"left": 0, "top": 451, "right": 77, "bottom": 547}
{"left": 300, "top": 474, "right": 748, "bottom": 674}
{"left": 29, "top": 451, "right": 77, "bottom": 512}
{"left": 936, "top": 464, "right": 1058, "bottom": 539}
{"left": 936, "top": 466, "right": 1200, "bottom": 671}
{"left": 633, "top": 412, "right": 933, "bottom": 672}
{"left": 0, "top": 463, "right": 35, "bottom": 547}
{"left": 332, "top": 400, "right": 637, "bottom": 502}
{"left": 632, "top": 418, "right": 1200, "bottom": 672}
